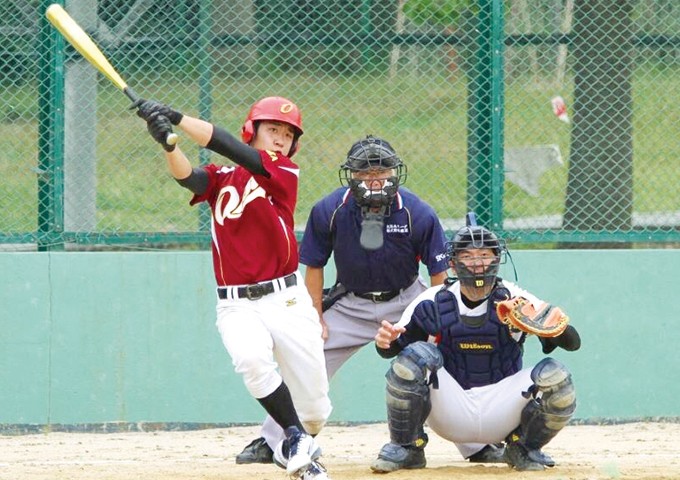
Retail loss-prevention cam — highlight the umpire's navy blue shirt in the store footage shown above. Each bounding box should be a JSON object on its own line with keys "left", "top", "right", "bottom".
{"left": 300, "top": 187, "right": 448, "bottom": 294}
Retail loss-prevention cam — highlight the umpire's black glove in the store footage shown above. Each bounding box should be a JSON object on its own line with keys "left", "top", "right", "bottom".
{"left": 135, "top": 99, "right": 183, "bottom": 125}
{"left": 146, "top": 112, "right": 176, "bottom": 152}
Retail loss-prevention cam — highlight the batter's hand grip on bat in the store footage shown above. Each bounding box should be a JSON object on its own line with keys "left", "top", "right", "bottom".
{"left": 45, "top": 4, "right": 177, "bottom": 147}
{"left": 124, "top": 88, "right": 179, "bottom": 147}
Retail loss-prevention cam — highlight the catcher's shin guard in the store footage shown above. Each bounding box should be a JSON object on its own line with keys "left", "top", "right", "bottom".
{"left": 510, "top": 357, "right": 576, "bottom": 458}
{"left": 385, "top": 341, "right": 443, "bottom": 446}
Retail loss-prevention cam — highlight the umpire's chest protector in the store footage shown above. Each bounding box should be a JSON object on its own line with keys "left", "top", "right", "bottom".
{"left": 420, "top": 286, "right": 524, "bottom": 390}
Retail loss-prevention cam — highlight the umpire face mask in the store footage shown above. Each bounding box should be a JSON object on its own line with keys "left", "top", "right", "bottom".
{"left": 348, "top": 171, "right": 399, "bottom": 210}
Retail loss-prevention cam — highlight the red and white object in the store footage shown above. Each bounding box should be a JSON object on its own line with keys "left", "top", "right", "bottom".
{"left": 551, "top": 96, "right": 570, "bottom": 123}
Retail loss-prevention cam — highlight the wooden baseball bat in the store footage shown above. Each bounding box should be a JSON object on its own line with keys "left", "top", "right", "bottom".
{"left": 45, "top": 3, "right": 178, "bottom": 146}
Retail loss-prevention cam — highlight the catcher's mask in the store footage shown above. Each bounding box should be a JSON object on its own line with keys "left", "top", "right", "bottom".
{"left": 338, "top": 135, "right": 407, "bottom": 210}
{"left": 241, "top": 96, "right": 303, "bottom": 157}
{"left": 446, "top": 212, "right": 507, "bottom": 291}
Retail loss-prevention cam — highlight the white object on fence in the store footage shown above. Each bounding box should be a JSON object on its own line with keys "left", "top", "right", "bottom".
{"left": 504, "top": 145, "right": 563, "bottom": 197}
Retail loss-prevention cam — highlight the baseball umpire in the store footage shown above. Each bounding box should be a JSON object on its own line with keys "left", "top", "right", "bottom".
{"left": 136, "top": 97, "right": 332, "bottom": 480}
{"left": 236, "top": 135, "right": 454, "bottom": 463}
{"left": 371, "top": 213, "right": 581, "bottom": 472}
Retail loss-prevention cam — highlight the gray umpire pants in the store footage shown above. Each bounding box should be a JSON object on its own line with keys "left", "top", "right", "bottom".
{"left": 259, "top": 277, "right": 429, "bottom": 448}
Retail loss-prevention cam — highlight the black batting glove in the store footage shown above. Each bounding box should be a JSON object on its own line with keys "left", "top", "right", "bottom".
{"left": 146, "top": 112, "right": 176, "bottom": 152}
{"left": 135, "top": 100, "right": 183, "bottom": 125}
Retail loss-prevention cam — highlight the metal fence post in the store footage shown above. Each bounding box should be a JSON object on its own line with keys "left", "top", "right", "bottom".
{"left": 37, "top": 0, "right": 65, "bottom": 251}
{"left": 467, "top": 0, "right": 505, "bottom": 229}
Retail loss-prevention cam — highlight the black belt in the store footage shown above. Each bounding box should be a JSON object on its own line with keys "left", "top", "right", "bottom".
{"left": 217, "top": 273, "right": 297, "bottom": 301}
{"left": 354, "top": 290, "right": 400, "bottom": 302}
{"left": 353, "top": 274, "right": 418, "bottom": 303}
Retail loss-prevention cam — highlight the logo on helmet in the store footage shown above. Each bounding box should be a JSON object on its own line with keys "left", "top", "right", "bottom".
{"left": 280, "top": 103, "right": 294, "bottom": 114}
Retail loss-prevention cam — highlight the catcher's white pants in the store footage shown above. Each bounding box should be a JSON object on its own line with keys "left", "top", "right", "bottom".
{"left": 215, "top": 271, "right": 332, "bottom": 433}
{"left": 427, "top": 367, "right": 533, "bottom": 458}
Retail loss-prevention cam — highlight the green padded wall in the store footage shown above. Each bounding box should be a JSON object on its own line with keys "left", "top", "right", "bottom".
{"left": 1, "top": 250, "right": 678, "bottom": 427}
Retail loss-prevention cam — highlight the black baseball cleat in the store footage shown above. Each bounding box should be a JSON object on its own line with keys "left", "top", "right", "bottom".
{"left": 467, "top": 443, "right": 506, "bottom": 463}
{"left": 503, "top": 441, "right": 555, "bottom": 471}
{"left": 235, "top": 437, "right": 274, "bottom": 464}
{"left": 370, "top": 443, "right": 426, "bottom": 473}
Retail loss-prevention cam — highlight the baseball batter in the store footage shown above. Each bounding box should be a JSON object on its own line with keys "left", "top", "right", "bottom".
{"left": 236, "top": 135, "right": 450, "bottom": 464}
{"left": 371, "top": 213, "right": 581, "bottom": 472}
{"left": 136, "top": 97, "right": 331, "bottom": 480}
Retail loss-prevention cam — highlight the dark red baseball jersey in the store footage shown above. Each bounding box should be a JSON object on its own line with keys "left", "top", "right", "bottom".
{"left": 190, "top": 150, "right": 300, "bottom": 286}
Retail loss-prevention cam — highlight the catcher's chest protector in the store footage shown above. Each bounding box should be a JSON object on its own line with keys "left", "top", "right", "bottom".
{"left": 425, "top": 286, "right": 524, "bottom": 390}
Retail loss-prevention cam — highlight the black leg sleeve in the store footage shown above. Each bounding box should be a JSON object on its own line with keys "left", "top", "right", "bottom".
{"left": 257, "top": 382, "right": 304, "bottom": 432}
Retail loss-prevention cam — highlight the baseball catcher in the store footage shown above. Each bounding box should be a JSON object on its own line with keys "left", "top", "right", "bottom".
{"left": 372, "top": 212, "right": 581, "bottom": 472}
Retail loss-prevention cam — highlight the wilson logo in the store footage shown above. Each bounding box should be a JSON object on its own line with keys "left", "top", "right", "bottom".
{"left": 458, "top": 342, "right": 493, "bottom": 350}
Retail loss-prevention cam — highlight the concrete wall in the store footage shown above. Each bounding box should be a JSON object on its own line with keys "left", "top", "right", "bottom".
{"left": 1, "top": 250, "right": 678, "bottom": 427}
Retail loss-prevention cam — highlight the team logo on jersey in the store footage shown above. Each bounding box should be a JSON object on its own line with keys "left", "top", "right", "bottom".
{"left": 214, "top": 177, "right": 266, "bottom": 223}
{"left": 385, "top": 223, "right": 409, "bottom": 234}
{"left": 285, "top": 298, "right": 297, "bottom": 307}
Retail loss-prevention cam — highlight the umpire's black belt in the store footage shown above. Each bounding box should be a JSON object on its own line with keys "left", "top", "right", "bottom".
{"left": 354, "top": 290, "right": 400, "bottom": 303}
{"left": 217, "top": 273, "right": 297, "bottom": 301}
{"left": 353, "top": 274, "right": 419, "bottom": 303}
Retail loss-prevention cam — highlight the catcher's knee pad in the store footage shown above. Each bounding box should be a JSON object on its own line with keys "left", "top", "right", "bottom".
{"left": 519, "top": 358, "right": 576, "bottom": 449}
{"left": 531, "top": 357, "right": 577, "bottom": 413}
{"left": 386, "top": 342, "right": 443, "bottom": 446}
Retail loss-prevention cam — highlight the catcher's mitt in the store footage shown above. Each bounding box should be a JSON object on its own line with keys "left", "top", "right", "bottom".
{"left": 496, "top": 297, "right": 569, "bottom": 337}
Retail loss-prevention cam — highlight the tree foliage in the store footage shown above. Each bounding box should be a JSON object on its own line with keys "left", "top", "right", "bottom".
{"left": 403, "top": 0, "right": 476, "bottom": 27}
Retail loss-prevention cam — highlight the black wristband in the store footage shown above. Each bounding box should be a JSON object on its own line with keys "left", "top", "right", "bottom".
{"left": 540, "top": 325, "right": 581, "bottom": 353}
{"left": 166, "top": 108, "right": 183, "bottom": 126}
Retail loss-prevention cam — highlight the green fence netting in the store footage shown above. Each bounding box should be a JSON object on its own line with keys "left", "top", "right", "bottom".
{"left": 1, "top": 0, "right": 678, "bottom": 250}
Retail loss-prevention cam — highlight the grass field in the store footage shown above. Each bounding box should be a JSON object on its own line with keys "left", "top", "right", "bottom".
{"left": 1, "top": 66, "right": 678, "bottom": 241}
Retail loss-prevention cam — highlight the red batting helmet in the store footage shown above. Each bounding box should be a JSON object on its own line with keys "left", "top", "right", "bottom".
{"left": 241, "top": 96, "right": 304, "bottom": 156}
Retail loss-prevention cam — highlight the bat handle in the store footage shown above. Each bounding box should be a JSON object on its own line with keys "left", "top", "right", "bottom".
{"left": 125, "top": 87, "right": 179, "bottom": 147}
{"left": 166, "top": 132, "right": 179, "bottom": 146}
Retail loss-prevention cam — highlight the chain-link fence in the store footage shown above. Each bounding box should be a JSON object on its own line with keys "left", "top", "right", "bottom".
{"left": 1, "top": 0, "right": 678, "bottom": 250}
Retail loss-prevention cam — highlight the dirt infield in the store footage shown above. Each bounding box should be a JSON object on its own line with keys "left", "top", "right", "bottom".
{"left": 2, "top": 422, "right": 679, "bottom": 480}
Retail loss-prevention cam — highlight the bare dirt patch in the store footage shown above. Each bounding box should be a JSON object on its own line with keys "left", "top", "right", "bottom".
{"left": 2, "top": 422, "right": 679, "bottom": 480}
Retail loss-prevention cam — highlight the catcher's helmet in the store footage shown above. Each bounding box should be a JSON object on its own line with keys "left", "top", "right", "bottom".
{"left": 241, "top": 96, "right": 303, "bottom": 156}
{"left": 446, "top": 212, "right": 507, "bottom": 290}
{"left": 339, "top": 135, "right": 407, "bottom": 208}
